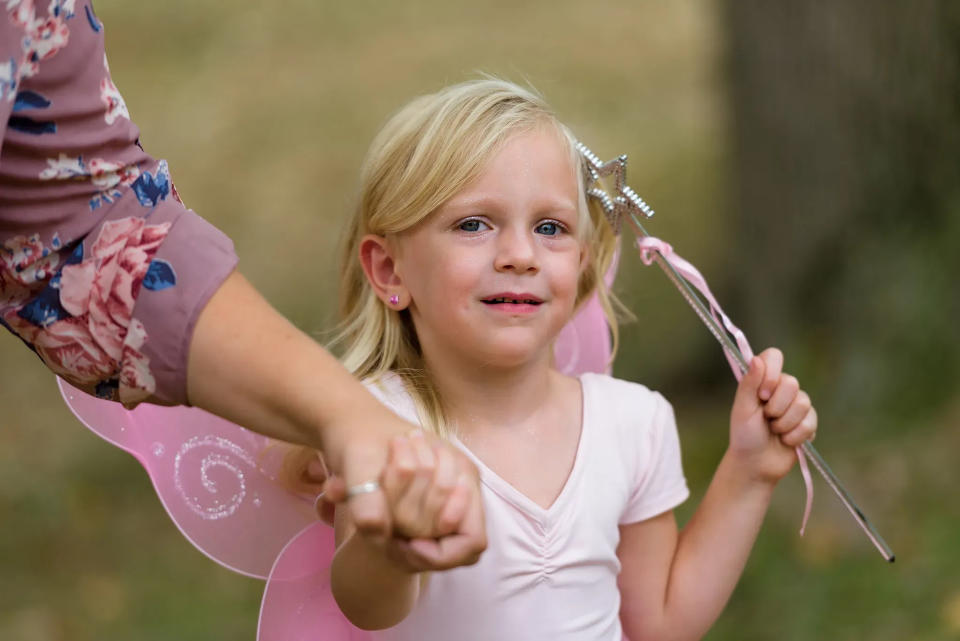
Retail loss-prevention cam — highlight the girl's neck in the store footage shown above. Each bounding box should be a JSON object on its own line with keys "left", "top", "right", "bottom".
{"left": 424, "top": 350, "right": 561, "bottom": 435}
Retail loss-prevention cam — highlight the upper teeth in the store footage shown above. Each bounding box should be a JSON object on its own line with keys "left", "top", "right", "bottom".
{"left": 488, "top": 298, "right": 537, "bottom": 304}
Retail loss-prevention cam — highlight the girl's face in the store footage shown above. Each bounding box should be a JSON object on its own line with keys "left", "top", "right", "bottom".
{"left": 392, "top": 127, "right": 586, "bottom": 371}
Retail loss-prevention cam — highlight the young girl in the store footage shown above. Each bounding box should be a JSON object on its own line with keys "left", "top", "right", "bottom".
{"left": 323, "top": 78, "right": 817, "bottom": 640}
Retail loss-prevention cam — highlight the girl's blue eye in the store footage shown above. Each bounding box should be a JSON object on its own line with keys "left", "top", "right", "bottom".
{"left": 458, "top": 219, "right": 488, "bottom": 232}
{"left": 535, "top": 221, "right": 563, "bottom": 236}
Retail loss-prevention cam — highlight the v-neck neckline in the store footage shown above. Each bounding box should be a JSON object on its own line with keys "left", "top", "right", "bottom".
{"left": 450, "top": 373, "right": 591, "bottom": 524}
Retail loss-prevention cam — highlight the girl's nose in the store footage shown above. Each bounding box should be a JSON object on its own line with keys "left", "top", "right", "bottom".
{"left": 494, "top": 227, "right": 538, "bottom": 273}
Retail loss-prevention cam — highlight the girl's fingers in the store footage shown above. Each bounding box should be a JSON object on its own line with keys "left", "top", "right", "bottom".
{"left": 321, "top": 475, "right": 347, "bottom": 503}
{"left": 770, "top": 389, "right": 811, "bottom": 433}
{"left": 780, "top": 406, "right": 818, "bottom": 447}
{"left": 763, "top": 375, "right": 800, "bottom": 420}
{"left": 732, "top": 356, "right": 765, "bottom": 420}
{"left": 304, "top": 454, "right": 329, "bottom": 486}
{"left": 757, "top": 348, "right": 784, "bottom": 401}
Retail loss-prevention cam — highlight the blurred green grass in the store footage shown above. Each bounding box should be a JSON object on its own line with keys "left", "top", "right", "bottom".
{"left": 1, "top": 1, "right": 957, "bottom": 639}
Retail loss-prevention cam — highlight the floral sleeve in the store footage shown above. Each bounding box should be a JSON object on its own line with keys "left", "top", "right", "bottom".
{"left": 1, "top": 1, "right": 238, "bottom": 407}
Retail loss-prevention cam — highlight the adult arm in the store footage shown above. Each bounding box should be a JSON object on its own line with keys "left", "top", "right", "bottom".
{"left": 1, "top": 3, "right": 487, "bottom": 558}
{"left": 186, "top": 269, "right": 421, "bottom": 532}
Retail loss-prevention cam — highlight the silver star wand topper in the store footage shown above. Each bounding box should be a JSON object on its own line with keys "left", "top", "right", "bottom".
{"left": 576, "top": 142, "right": 895, "bottom": 563}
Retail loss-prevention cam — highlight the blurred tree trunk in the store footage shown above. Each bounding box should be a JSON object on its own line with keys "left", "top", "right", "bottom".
{"left": 720, "top": 0, "right": 960, "bottom": 427}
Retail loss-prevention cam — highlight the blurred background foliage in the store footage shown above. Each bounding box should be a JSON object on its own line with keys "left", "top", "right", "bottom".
{"left": 1, "top": 0, "right": 958, "bottom": 639}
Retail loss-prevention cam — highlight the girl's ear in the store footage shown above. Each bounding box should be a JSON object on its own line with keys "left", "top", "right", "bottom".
{"left": 359, "top": 234, "right": 409, "bottom": 309}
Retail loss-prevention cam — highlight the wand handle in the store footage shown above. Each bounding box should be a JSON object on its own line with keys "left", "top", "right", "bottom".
{"left": 628, "top": 214, "right": 895, "bottom": 562}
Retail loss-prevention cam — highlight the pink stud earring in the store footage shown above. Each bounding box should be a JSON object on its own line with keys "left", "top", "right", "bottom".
{"left": 389, "top": 294, "right": 400, "bottom": 306}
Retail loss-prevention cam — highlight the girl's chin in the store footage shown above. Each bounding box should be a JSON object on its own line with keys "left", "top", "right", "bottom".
{"left": 472, "top": 339, "right": 555, "bottom": 370}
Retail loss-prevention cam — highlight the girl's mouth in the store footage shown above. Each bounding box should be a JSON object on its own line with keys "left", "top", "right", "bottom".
{"left": 482, "top": 297, "right": 542, "bottom": 305}
{"left": 480, "top": 293, "right": 544, "bottom": 313}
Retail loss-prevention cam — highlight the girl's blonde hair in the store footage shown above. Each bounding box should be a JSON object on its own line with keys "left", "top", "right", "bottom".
{"left": 331, "top": 78, "right": 623, "bottom": 438}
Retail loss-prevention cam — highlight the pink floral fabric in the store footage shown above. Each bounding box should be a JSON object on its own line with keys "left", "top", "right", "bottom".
{"left": 4, "top": 217, "right": 170, "bottom": 402}
{"left": 1, "top": 1, "right": 238, "bottom": 406}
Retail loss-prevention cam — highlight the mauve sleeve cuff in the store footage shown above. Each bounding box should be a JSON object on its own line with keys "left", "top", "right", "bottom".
{"left": 129, "top": 204, "right": 238, "bottom": 407}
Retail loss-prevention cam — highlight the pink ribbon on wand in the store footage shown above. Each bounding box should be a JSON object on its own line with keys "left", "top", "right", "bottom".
{"left": 577, "top": 142, "right": 895, "bottom": 563}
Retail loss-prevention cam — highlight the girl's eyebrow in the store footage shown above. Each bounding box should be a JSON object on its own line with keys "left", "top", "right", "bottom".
{"left": 442, "top": 195, "right": 506, "bottom": 212}
{"left": 444, "top": 194, "right": 578, "bottom": 215}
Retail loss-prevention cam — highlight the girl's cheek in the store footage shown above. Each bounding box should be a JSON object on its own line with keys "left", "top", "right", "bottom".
{"left": 554, "top": 265, "right": 582, "bottom": 299}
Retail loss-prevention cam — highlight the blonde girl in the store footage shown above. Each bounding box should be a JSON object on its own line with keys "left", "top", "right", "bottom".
{"left": 323, "top": 78, "right": 817, "bottom": 641}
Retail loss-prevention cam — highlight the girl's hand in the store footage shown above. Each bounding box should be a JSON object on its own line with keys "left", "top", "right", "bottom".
{"left": 728, "top": 347, "right": 818, "bottom": 484}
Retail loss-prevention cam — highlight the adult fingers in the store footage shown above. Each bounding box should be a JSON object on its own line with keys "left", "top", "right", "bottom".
{"left": 403, "top": 530, "right": 485, "bottom": 571}
{"left": 390, "top": 433, "right": 437, "bottom": 536}
{"left": 421, "top": 444, "right": 460, "bottom": 535}
{"left": 382, "top": 436, "right": 418, "bottom": 510}
{"left": 381, "top": 432, "right": 447, "bottom": 537}
{"left": 341, "top": 436, "right": 392, "bottom": 539}
{"left": 405, "top": 432, "right": 437, "bottom": 512}
{"left": 435, "top": 476, "right": 471, "bottom": 537}
{"left": 406, "top": 477, "right": 487, "bottom": 570}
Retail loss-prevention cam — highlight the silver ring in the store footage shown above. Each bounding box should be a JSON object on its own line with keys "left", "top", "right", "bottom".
{"left": 345, "top": 480, "right": 380, "bottom": 498}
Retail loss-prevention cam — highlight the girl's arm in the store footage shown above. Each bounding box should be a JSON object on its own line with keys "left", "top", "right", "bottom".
{"left": 331, "top": 510, "right": 423, "bottom": 630}
{"left": 617, "top": 460, "right": 775, "bottom": 641}
{"left": 618, "top": 349, "right": 816, "bottom": 641}
{"left": 330, "top": 434, "right": 484, "bottom": 630}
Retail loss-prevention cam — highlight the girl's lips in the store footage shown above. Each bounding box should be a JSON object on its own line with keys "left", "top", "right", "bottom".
{"left": 480, "top": 294, "right": 543, "bottom": 314}
{"left": 482, "top": 301, "right": 542, "bottom": 314}
{"left": 480, "top": 293, "right": 543, "bottom": 305}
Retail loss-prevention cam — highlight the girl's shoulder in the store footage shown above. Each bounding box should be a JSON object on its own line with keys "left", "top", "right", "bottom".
{"left": 361, "top": 371, "right": 420, "bottom": 424}
{"left": 579, "top": 371, "right": 667, "bottom": 404}
{"left": 579, "top": 372, "right": 674, "bottom": 429}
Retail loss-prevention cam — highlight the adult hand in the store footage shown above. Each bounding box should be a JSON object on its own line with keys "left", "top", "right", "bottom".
{"left": 318, "top": 431, "right": 487, "bottom": 570}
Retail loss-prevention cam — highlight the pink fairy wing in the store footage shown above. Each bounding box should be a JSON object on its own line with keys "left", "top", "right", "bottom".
{"left": 554, "top": 291, "right": 611, "bottom": 375}
{"left": 257, "top": 521, "right": 372, "bottom": 641}
{"left": 58, "top": 377, "right": 316, "bottom": 579}
{"left": 59, "top": 250, "right": 619, "bottom": 637}
{"left": 554, "top": 250, "right": 619, "bottom": 376}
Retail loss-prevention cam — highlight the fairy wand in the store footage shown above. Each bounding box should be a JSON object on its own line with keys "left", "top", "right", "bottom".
{"left": 576, "top": 142, "right": 895, "bottom": 563}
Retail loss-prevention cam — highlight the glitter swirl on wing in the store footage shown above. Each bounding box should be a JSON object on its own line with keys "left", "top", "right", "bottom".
{"left": 174, "top": 435, "right": 258, "bottom": 520}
